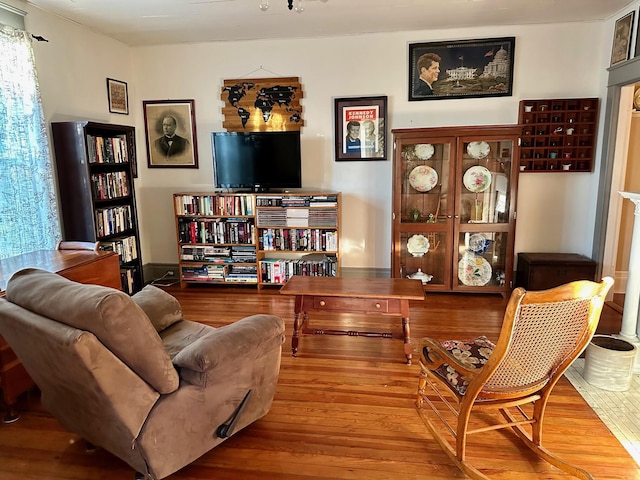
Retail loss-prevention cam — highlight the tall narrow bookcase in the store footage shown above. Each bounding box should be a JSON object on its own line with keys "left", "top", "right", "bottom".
{"left": 51, "top": 121, "right": 143, "bottom": 294}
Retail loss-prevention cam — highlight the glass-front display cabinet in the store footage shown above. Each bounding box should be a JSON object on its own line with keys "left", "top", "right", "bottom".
{"left": 391, "top": 126, "right": 521, "bottom": 296}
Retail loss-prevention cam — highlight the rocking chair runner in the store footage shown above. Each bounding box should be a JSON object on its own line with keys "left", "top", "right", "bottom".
{"left": 416, "top": 277, "right": 614, "bottom": 480}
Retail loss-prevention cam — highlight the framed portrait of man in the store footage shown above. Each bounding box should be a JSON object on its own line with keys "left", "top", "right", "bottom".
{"left": 143, "top": 99, "right": 199, "bottom": 168}
{"left": 408, "top": 37, "right": 515, "bottom": 101}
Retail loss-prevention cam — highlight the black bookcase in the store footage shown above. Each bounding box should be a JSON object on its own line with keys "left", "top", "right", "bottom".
{"left": 51, "top": 121, "right": 143, "bottom": 294}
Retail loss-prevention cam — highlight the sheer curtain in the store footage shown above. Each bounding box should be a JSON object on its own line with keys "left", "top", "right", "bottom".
{"left": 0, "top": 25, "right": 60, "bottom": 259}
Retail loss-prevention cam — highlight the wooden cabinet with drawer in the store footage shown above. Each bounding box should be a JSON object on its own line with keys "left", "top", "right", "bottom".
{"left": 0, "top": 249, "right": 120, "bottom": 422}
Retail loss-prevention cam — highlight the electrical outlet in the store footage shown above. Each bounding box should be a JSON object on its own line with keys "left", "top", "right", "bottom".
{"left": 166, "top": 270, "right": 175, "bottom": 277}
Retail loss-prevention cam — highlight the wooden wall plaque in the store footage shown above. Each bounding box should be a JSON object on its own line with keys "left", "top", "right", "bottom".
{"left": 221, "top": 76, "right": 304, "bottom": 132}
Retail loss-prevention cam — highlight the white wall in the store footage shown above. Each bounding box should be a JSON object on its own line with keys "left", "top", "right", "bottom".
{"left": 6, "top": 0, "right": 618, "bottom": 272}
{"left": 132, "top": 22, "right": 608, "bottom": 269}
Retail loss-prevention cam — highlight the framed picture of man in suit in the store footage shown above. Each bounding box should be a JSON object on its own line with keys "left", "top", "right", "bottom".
{"left": 143, "top": 99, "right": 199, "bottom": 168}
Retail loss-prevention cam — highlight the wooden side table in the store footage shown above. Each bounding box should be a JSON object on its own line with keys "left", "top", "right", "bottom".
{"left": 279, "top": 276, "right": 425, "bottom": 364}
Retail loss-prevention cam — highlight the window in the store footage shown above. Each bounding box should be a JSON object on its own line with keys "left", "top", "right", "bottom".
{"left": 0, "top": 24, "right": 60, "bottom": 259}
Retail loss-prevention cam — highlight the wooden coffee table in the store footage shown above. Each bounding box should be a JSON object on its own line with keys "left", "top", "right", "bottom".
{"left": 279, "top": 276, "right": 425, "bottom": 364}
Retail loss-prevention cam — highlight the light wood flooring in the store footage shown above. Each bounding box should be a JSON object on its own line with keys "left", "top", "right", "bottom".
{"left": 0, "top": 284, "right": 638, "bottom": 480}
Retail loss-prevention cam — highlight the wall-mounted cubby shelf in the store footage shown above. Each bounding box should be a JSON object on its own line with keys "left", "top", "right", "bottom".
{"left": 518, "top": 98, "right": 599, "bottom": 173}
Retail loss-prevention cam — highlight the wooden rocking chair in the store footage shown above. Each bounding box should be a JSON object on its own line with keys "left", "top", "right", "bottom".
{"left": 416, "top": 277, "right": 613, "bottom": 480}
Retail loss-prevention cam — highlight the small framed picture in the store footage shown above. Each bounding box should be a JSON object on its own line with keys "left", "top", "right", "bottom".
{"left": 143, "top": 99, "right": 199, "bottom": 169}
{"left": 611, "top": 11, "right": 635, "bottom": 65}
{"left": 334, "top": 96, "right": 388, "bottom": 161}
{"left": 408, "top": 37, "right": 515, "bottom": 101}
{"left": 106, "top": 78, "right": 129, "bottom": 115}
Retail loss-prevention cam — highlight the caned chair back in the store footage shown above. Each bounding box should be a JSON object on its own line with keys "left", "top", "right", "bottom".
{"left": 475, "top": 279, "right": 611, "bottom": 399}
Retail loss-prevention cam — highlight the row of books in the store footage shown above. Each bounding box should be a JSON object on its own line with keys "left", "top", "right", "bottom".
{"left": 101, "top": 235, "right": 138, "bottom": 263}
{"left": 258, "top": 228, "right": 338, "bottom": 252}
{"left": 91, "top": 171, "right": 130, "bottom": 201}
{"left": 120, "top": 266, "right": 138, "bottom": 295}
{"left": 181, "top": 264, "right": 258, "bottom": 283}
{"left": 226, "top": 263, "right": 258, "bottom": 283}
{"left": 175, "top": 194, "right": 255, "bottom": 216}
{"left": 178, "top": 218, "right": 255, "bottom": 245}
{"left": 256, "top": 208, "right": 338, "bottom": 228}
{"left": 181, "top": 264, "right": 226, "bottom": 282}
{"left": 260, "top": 254, "right": 338, "bottom": 284}
{"left": 95, "top": 205, "right": 133, "bottom": 238}
{"left": 87, "top": 134, "right": 129, "bottom": 164}
{"left": 180, "top": 245, "right": 256, "bottom": 263}
{"left": 255, "top": 195, "right": 338, "bottom": 207}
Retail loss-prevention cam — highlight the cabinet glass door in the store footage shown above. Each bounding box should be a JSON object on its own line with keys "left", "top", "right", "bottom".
{"left": 397, "top": 139, "right": 454, "bottom": 288}
{"left": 457, "top": 231, "right": 509, "bottom": 288}
{"left": 455, "top": 138, "right": 515, "bottom": 291}
{"left": 399, "top": 141, "right": 452, "bottom": 224}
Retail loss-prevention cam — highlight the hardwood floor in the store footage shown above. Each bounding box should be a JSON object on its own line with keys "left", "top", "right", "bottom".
{"left": 0, "top": 284, "right": 638, "bottom": 480}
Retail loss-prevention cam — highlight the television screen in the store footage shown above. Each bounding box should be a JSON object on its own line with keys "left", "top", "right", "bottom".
{"left": 212, "top": 131, "right": 302, "bottom": 191}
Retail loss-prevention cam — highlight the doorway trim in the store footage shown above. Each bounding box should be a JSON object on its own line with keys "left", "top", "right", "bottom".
{"left": 593, "top": 56, "right": 640, "bottom": 290}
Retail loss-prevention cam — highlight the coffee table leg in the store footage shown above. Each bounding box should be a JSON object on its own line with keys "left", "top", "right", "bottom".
{"left": 401, "top": 300, "right": 412, "bottom": 365}
{"left": 402, "top": 317, "right": 412, "bottom": 365}
{"left": 292, "top": 313, "right": 300, "bottom": 356}
{"left": 292, "top": 295, "right": 304, "bottom": 357}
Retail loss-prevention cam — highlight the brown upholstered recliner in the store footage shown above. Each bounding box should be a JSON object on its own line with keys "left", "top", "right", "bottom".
{"left": 0, "top": 268, "right": 285, "bottom": 479}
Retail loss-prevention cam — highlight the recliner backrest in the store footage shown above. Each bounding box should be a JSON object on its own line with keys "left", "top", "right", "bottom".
{"left": 6, "top": 268, "right": 179, "bottom": 394}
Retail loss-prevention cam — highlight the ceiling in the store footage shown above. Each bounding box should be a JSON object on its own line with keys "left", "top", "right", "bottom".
{"left": 23, "top": 0, "right": 636, "bottom": 46}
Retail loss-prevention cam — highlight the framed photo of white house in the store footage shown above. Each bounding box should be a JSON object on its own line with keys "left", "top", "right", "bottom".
{"left": 408, "top": 37, "right": 515, "bottom": 101}
{"left": 143, "top": 99, "right": 199, "bottom": 169}
{"left": 334, "top": 96, "right": 387, "bottom": 161}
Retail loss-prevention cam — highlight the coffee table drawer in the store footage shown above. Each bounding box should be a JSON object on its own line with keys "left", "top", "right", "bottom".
{"left": 313, "top": 296, "right": 389, "bottom": 313}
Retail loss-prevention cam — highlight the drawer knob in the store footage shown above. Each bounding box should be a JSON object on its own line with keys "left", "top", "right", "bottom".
{"left": 375, "top": 303, "right": 381, "bottom": 309}
{"left": 319, "top": 300, "right": 325, "bottom": 306}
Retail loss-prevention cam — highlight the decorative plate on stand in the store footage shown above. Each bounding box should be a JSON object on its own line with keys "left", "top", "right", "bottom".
{"left": 407, "top": 234, "right": 430, "bottom": 257}
{"left": 463, "top": 166, "right": 492, "bottom": 193}
{"left": 409, "top": 165, "right": 438, "bottom": 192}
{"left": 458, "top": 252, "right": 492, "bottom": 286}
{"left": 468, "top": 233, "right": 490, "bottom": 255}
{"left": 414, "top": 144, "right": 435, "bottom": 160}
{"left": 466, "top": 141, "right": 490, "bottom": 160}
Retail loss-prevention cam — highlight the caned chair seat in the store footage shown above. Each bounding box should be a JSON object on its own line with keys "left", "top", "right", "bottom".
{"left": 416, "top": 277, "right": 613, "bottom": 480}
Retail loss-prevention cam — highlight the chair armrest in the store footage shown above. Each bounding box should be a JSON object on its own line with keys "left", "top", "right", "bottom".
{"left": 172, "top": 314, "right": 284, "bottom": 386}
{"left": 420, "top": 337, "right": 482, "bottom": 377}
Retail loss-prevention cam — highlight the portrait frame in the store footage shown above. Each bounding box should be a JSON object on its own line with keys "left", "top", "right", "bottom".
{"left": 143, "top": 99, "right": 199, "bottom": 169}
{"left": 611, "top": 11, "right": 635, "bottom": 65}
{"left": 408, "top": 37, "right": 515, "bottom": 101}
{"left": 106, "top": 78, "right": 129, "bottom": 115}
{"left": 334, "top": 95, "right": 388, "bottom": 162}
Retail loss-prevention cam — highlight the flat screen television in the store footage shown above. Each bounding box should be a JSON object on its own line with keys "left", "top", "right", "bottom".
{"left": 211, "top": 131, "right": 302, "bottom": 191}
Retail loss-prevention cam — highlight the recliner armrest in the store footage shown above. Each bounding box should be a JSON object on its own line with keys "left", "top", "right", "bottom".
{"left": 172, "top": 314, "right": 284, "bottom": 387}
